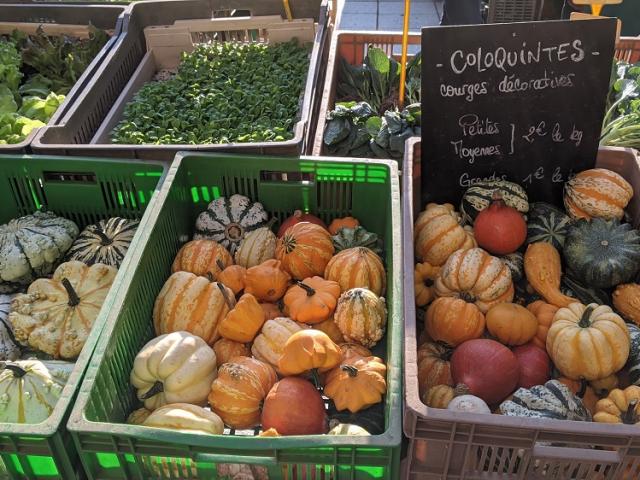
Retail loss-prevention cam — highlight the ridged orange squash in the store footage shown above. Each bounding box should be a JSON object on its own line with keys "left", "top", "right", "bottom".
{"left": 276, "top": 222, "right": 334, "bottom": 280}
{"left": 564, "top": 168, "right": 633, "bottom": 221}
{"left": 259, "top": 302, "right": 284, "bottom": 321}
{"left": 283, "top": 276, "right": 340, "bottom": 324}
{"left": 414, "top": 262, "right": 440, "bottom": 307}
{"left": 340, "top": 342, "right": 372, "bottom": 360}
{"left": 217, "top": 264, "right": 246, "bottom": 296}
{"left": 314, "top": 317, "right": 345, "bottom": 343}
{"left": 244, "top": 259, "right": 291, "bottom": 302}
{"left": 153, "top": 272, "right": 234, "bottom": 344}
{"left": 425, "top": 297, "right": 485, "bottom": 347}
{"left": 218, "top": 292, "right": 265, "bottom": 343}
{"left": 209, "top": 357, "right": 277, "bottom": 429}
{"left": 213, "top": 338, "right": 250, "bottom": 366}
{"left": 435, "top": 247, "right": 514, "bottom": 313}
{"left": 334, "top": 288, "right": 387, "bottom": 348}
{"left": 414, "top": 203, "right": 476, "bottom": 266}
{"left": 613, "top": 283, "right": 640, "bottom": 325}
{"left": 251, "top": 317, "right": 309, "bottom": 371}
{"left": 417, "top": 341, "right": 454, "bottom": 398}
{"left": 324, "top": 247, "right": 386, "bottom": 296}
{"left": 328, "top": 217, "right": 360, "bottom": 235}
{"left": 324, "top": 355, "right": 387, "bottom": 413}
{"left": 486, "top": 303, "right": 538, "bottom": 346}
{"left": 527, "top": 300, "right": 558, "bottom": 349}
{"left": 171, "top": 239, "right": 233, "bottom": 280}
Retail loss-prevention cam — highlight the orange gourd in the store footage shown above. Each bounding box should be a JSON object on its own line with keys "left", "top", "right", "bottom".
{"left": 283, "top": 276, "right": 340, "bottom": 324}
{"left": 171, "top": 240, "right": 233, "bottom": 280}
{"left": 315, "top": 318, "right": 345, "bottom": 343}
{"left": 564, "top": 168, "right": 633, "bottom": 221}
{"left": 218, "top": 292, "right": 265, "bottom": 343}
{"left": 594, "top": 386, "right": 640, "bottom": 424}
{"left": 276, "top": 222, "right": 334, "bottom": 280}
{"left": 217, "top": 264, "right": 246, "bottom": 296}
{"left": 414, "top": 262, "right": 440, "bottom": 307}
{"left": 278, "top": 330, "right": 342, "bottom": 376}
{"left": 259, "top": 302, "right": 284, "bottom": 321}
{"left": 244, "top": 259, "right": 291, "bottom": 302}
{"left": 328, "top": 217, "right": 360, "bottom": 235}
{"left": 339, "top": 342, "right": 372, "bottom": 361}
{"left": 486, "top": 303, "right": 538, "bottom": 346}
{"left": 425, "top": 297, "right": 485, "bottom": 347}
{"left": 613, "top": 283, "right": 640, "bottom": 325}
{"left": 324, "top": 356, "right": 387, "bottom": 413}
{"left": 526, "top": 300, "right": 558, "bottom": 349}
{"left": 324, "top": 247, "right": 386, "bottom": 296}
{"left": 417, "top": 341, "right": 454, "bottom": 398}
{"left": 524, "top": 242, "right": 576, "bottom": 308}
{"left": 213, "top": 338, "right": 250, "bottom": 365}
{"left": 334, "top": 288, "right": 387, "bottom": 348}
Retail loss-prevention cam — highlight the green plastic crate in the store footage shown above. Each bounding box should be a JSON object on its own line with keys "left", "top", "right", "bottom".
{"left": 0, "top": 155, "right": 166, "bottom": 480}
{"left": 67, "top": 152, "right": 402, "bottom": 480}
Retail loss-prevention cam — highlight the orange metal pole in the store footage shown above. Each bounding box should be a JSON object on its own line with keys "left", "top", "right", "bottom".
{"left": 398, "top": 0, "right": 411, "bottom": 108}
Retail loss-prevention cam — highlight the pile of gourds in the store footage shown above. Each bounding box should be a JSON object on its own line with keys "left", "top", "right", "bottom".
{"left": 127, "top": 194, "right": 389, "bottom": 437}
{"left": 415, "top": 168, "right": 640, "bottom": 424}
{"left": 0, "top": 213, "right": 139, "bottom": 423}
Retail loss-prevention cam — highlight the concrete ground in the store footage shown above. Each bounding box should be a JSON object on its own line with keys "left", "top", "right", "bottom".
{"left": 339, "top": 0, "right": 443, "bottom": 31}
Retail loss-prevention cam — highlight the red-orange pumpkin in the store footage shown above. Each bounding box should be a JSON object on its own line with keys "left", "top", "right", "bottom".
{"left": 276, "top": 222, "right": 334, "bottom": 280}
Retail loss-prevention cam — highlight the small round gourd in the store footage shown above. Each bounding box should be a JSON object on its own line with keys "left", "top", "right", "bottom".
{"left": 486, "top": 303, "right": 538, "bottom": 346}
{"left": 332, "top": 226, "right": 383, "bottom": 256}
{"left": 447, "top": 395, "right": 490, "bottom": 414}
{"left": 414, "top": 262, "right": 440, "bottom": 307}
{"left": 251, "top": 317, "right": 309, "bottom": 372}
{"left": 525, "top": 202, "right": 571, "bottom": 250}
{"left": 324, "top": 247, "right": 386, "bottom": 296}
{"left": 142, "top": 403, "right": 224, "bottom": 434}
{"left": 66, "top": 217, "right": 139, "bottom": 268}
{"left": 500, "top": 380, "right": 592, "bottom": 421}
{"left": 460, "top": 179, "right": 529, "bottom": 225}
{"left": 613, "top": 283, "right": 640, "bottom": 325}
{"left": 235, "top": 225, "right": 277, "bottom": 268}
{"left": 564, "top": 168, "right": 633, "bottom": 221}
{"left": 334, "top": 288, "right": 387, "bottom": 348}
{"left": 594, "top": 386, "right": 640, "bottom": 424}
{"left": 171, "top": 240, "right": 233, "bottom": 281}
{"left": 425, "top": 298, "right": 485, "bottom": 347}
{"left": 275, "top": 222, "right": 334, "bottom": 280}
{"left": 417, "top": 341, "right": 454, "bottom": 397}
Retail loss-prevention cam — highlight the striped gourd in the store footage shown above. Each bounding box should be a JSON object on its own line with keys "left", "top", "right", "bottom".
{"left": 500, "top": 380, "right": 592, "bottom": 421}
{"left": 0, "top": 211, "right": 79, "bottom": 292}
{"left": 0, "top": 294, "right": 19, "bottom": 361}
{"left": 66, "top": 217, "right": 139, "bottom": 268}
{"left": 235, "top": 225, "right": 276, "bottom": 268}
{"left": 526, "top": 202, "right": 572, "bottom": 251}
{"left": 564, "top": 168, "right": 633, "bottom": 221}
{"left": 251, "top": 317, "right": 309, "bottom": 372}
{"left": 334, "top": 288, "right": 387, "bottom": 348}
{"left": 460, "top": 180, "right": 529, "bottom": 225}
{"left": 324, "top": 247, "right": 386, "bottom": 296}
{"left": 627, "top": 324, "right": 640, "bottom": 386}
{"left": 172, "top": 239, "right": 233, "bottom": 280}
{"left": 499, "top": 252, "right": 524, "bottom": 282}
{"left": 153, "top": 271, "right": 235, "bottom": 345}
{"left": 194, "top": 194, "right": 269, "bottom": 255}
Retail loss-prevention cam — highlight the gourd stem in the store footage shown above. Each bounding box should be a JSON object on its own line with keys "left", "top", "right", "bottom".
{"left": 95, "top": 229, "right": 113, "bottom": 246}
{"left": 577, "top": 379, "right": 588, "bottom": 398}
{"left": 216, "top": 283, "right": 234, "bottom": 309}
{"left": 436, "top": 341, "right": 454, "bottom": 361}
{"left": 1, "top": 363, "right": 27, "bottom": 378}
{"left": 578, "top": 306, "right": 595, "bottom": 328}
{"left": 623, "top": 399, "right": 639, "bottom": 425}
{"left": 61, "top": 278, "right": 81, "bottom": 307}
{"left": 296, "top": 281, "right": 316, "bottom": 297}
{"left": 266, "top": 217, "right": 277, "bottom": 229}
{"left": 341, "top": 365, "right": 359, "bottom": 378}
{"left": 140, "top": 381, "right": 164, "bottom": 400}
{"left": 216, "top": 259, "right": 226, "bottom": 271}
{"left": 310, "top": 369, "right": 322, "bottom": 390}
{"left": 206, "top": 272, "right": 215, "bottom": 283}
{"left": 491, "top": 190, "right": 504, "bottom": 202}
{"left": 459, "top": 292, "right": 475, "bottom": 303}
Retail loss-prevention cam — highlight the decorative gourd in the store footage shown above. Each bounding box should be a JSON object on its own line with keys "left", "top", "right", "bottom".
{"left": 283, "top": 277, "right": 340, "bottom": 324}
{"left": 332, "top": 226, "right": 383, "bottom": 256}
{"left": 590, "top": 375, "right": 619, "bottom": 396}
{"left": 526, "top": 300, "right": 558, "bottom": 349}
{"left": 414, "top": 262, "right": 440, "bottom": 307}
{"left": 414, "top": 203, "right": 476, "bottom": 266}
{"left": 328, "top": 217, "right": 360, "bottom": 235}
{"left": 0, "top": 359, "right": 74, "bottom": 423}
{"left": 327, "top": 421, "right": 369, "bottom": 436}
{"left": 526, "top": 202, "right": 571, "bottom": 250}
{"left": 260, "top": 302, "right": 284, "bottom": 321}
{"left": 561, "top": 275, "right": 611, "bottom": 306}
{"left": 218, "top": 292, "right": 265, "bottom": 343}
{"left": 499, "top": 253, "right": 524, "bottom": 283}
{"left": 244, "top": 259, "right": 290, "bottom": 302}
{"left": 171, "top": 240, "right": 233, "bottom": 281}
{"left": 209, "top": 357, "right": 277, "bottom": 429}
{"left": 425, "top": 298, "right": 485, "bottom": 347}
{"left": 278, "top": 330, "right": 342, "bottom": 376}
{"left": 564, "top": 168, "right": 633, "bottom": 221}
{"left": 127, "top": 407, "right": 152, "bottom": 425}
{"left": 614, "top": 284, "right": 640, "bottom": 325}
{"left": 213, "top": 338, "right": 250, "bottom": 366}
{"left": 500, "top": 380, "right": 592, "bottom": 421}
{"left": 0, "top": 211, "right": 79, "bottom": 292}
{"left": 131, "top": 331, "right": 217, "bottom": 410}
{"left": 460, "top": 180, "right": 529, "bottom": 225}
{"left": 276, "top": 222, "right": 334, "bottom": 280}
{"left": 435, "top": 248, "right": 514, "bottom": 313}
{"left": 10, "top": 261, "right": 117, "bottom": 359}
{"left": 217, "top": 264, "right": 246, "bottom": 296}
{"left": 627, "top": 323, "right": 640, "bottom": 386}
{"left": 328, "top": 403, "right": 385, "bottom": 435}
{"left": 451, "top": 339, "right": 520, "bottom": 405}
{"left": 334, "top": 288, "right": 387, "bottom": 348}
{"left": 564, "top": 219, "right": 640, "bottom": 289}
{"left": 486, "top": 303, "right": 538, "bottom": 346}
{"left": 547, "top": 303, "right": 630, "bottom": 380}
{"left": 66, "top": 217, "right": 139, "bottom": 268}
{"left": 324, "top": 356, "right": 387, "bottom": 413}
{"left": 235, "top": 223, "right": 277, "bottom": 268}
{"left": 0, "top": 294, "right": 19, "bottom": 361}
{"left": 194, "top": 194, "right": 269, "bottom": 254}
{"left": 594, "top": 386, "right": 640, "bottom": 424}
{"left": 447, "top": 395, "right": 491, "bottom": 414}
{"left": 417, "top": 341, "right": 454, "bottom": 398}
{"left": 251, "top": 317, "right": 308, "bottom": 371}
{"left": 340, "top": 342, "right": 372, "bottom": 361}
{"left": 277, "top": 211, "right": 327, "bottom": 237}
{"left": 473, "top": 194, "right": 527, "bottom": 255}
{"left": 153, "top": 272, "right": 234, "bottom": 345}
{"left": 314, "top": 317, "right": 345, "bottom": 343}
{"left": 557, "top": 377, "right": 599, "bottom": 415}
{"left": 524, "top": 242, "right": 576, "bottom": 308}
{"left": 423, "top": 384, "right": 456, "bottom": 408}
{"left": 324, "top": 247, "right": 386, "bottom": 296}
{"left": 142, "top": 403, "right": 224, "bottom": 435}
{"left": 512, "top": 343, "right": 551, "bottom": 388}
{"left": 261, "top": 377, "right": 327, "bottom": 435}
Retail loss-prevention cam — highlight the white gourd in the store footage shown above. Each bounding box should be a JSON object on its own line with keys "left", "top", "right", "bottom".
{"left": 0, "top": 294, "right": 19, "bottom": 361}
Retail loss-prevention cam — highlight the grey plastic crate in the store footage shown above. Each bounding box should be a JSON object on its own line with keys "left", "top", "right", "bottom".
{"left": 0, "top": 4, "right": 127, "bottom": 153}
{"left": 32, "top": 0, "right": 330, "bottom": 161}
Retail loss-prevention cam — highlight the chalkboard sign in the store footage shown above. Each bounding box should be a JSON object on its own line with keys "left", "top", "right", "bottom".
{"left": 420, "top": 19, "right": 617, "bottom": 206}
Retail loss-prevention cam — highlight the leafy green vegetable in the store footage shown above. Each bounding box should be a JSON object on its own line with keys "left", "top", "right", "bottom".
{"left": 18, "top": 92, "right": 65, "bottom": 123}
{"left": 112, "top": 40, "right": 309, "bottom": 145}
{"left": 324, "top": 101, "right": 420, "bottom": 159}
{"left": 0, "top": 113, "right": 45, "bottom": 144}
{"left": 0, "top": 85, "right": 18, "bottom": 114}
{"left": 601, "top": 61, "right": 640, "bottom": 149}
{"left": 0, "top": 40, "right": 22, "bottom": 92}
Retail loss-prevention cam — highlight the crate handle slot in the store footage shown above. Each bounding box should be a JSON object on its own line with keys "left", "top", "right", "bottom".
{"left": 260, "top": 171, "right": 315, "bottom": 183}
{"left": 533, "top": 444, "right": 621, "bottom": 463}
{"left": 43, "top": 171, "right": 97, "bottom": 183}
{"left": 193, "top": 452, "right": 278, "bottom": 466}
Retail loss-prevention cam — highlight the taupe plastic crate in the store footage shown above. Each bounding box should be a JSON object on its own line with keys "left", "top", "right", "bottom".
{"left": 32, "top": 0, "right": 329, "bottom": 161}
{"left": 403, "top": 137, "right": 640, "bottom": 480}
{"left": 311, "top": 31, "right": 421, "bottom": 157}
{"left": 0, "top": 4, "right": 126, "bottom": 153}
